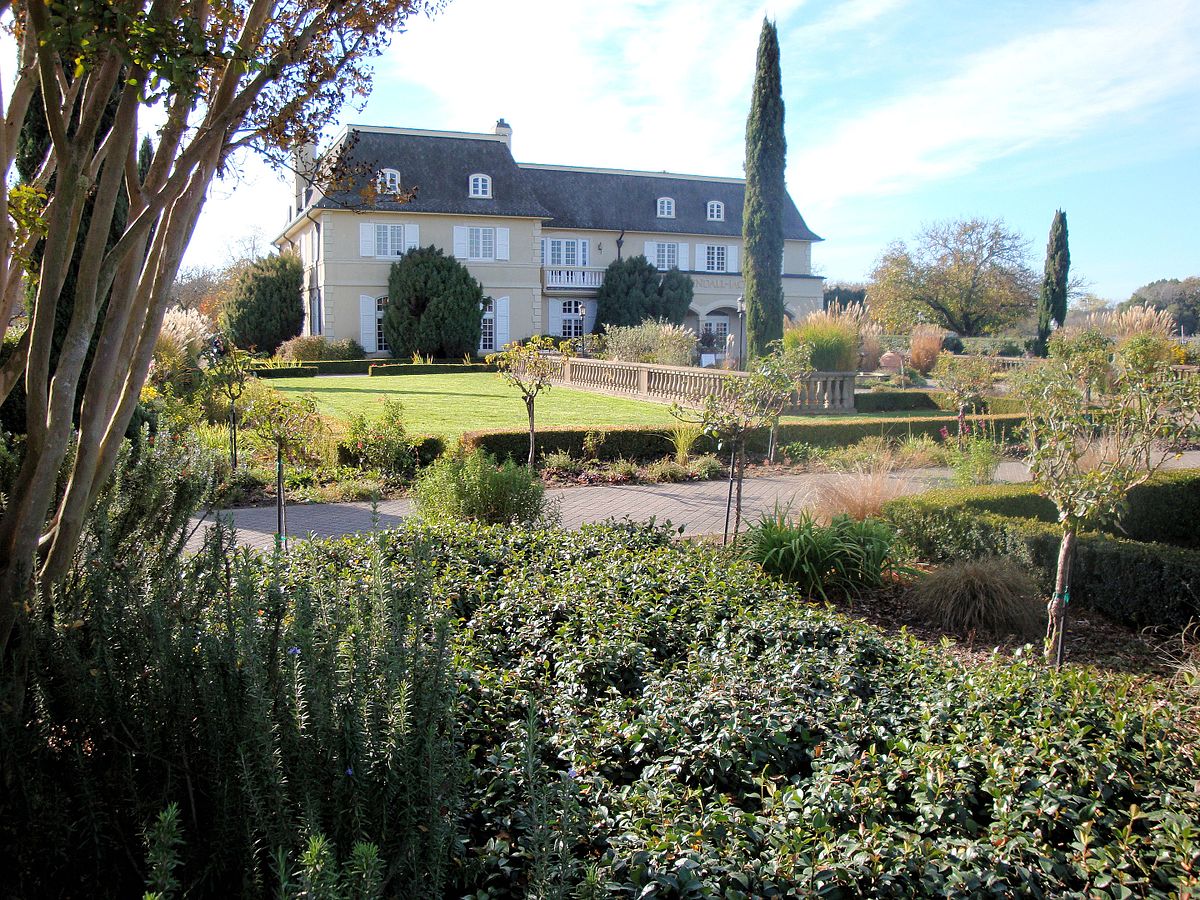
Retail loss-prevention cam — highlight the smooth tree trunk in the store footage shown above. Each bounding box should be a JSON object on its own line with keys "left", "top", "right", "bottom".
{"left": 732, "top": 441, "right": 747, "bottom": 546}
{"left": 1047, "top": 527, "right": 1076, "bottom": 668}
{"left": 229, "top": 406, "right": 238, "bottom": 471}
{"left": 767, "top": 421, "right": 779, "bottom": 463}
{"left": 723, "top": 446, "right": 737, "bottom": 546}
{"left": 275, "top": 444, "right": 286, "bottom": 552}
{"left": 526, "top": 396, "right": 537, "bottom": 468}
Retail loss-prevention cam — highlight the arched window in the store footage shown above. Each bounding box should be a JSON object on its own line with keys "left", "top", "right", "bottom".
{"left": 377, "top": 168, "right": 400, "bottom": 194}
{"left": 469, "top": 173, "right": 492, "bottom": 198}
{"left": 707, "top": 200, "right": 724, "bottom": 221}
{"left": 656, "top": 197, "right": 675, "bottom": 218}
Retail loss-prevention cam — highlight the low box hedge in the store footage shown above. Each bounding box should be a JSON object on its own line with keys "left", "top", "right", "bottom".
{"left": 883, "top": 471, "right": 1200, "bottom": 628}
{"left": 368, "top": 363, "right": 495, "bottom": 376}
{"left": 252, "top": 365, "right": 318, "bottom": 379}
{"left": 462, "top": 413, "right": 1026, "bottom": 463}
{"left": 857, "top": 390, "right": 1024, "bottom": 415}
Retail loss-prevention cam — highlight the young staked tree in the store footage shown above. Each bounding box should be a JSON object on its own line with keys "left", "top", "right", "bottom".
{"left": 0, "top": 0, "right": 437, "bottom": 657}
{"left": 1018, "top": 335, "right": 1200, "bottom": 667}
{"left": 673, "top": 342, "right": 811, "bottom": 545}
{"left": 742, "top": 18, "right": 787, "bottom": 362}
{"left": 246, "top": 391, "right": 324, "bottom": 551}
{"left": 487, "top": 335, "right": 568, "bottom": 468}
{"left": 383, "top": 245, "right": 484, "bottom": 358}
{"left": 1035, "top": 210, "right": 1070, "bottom": 356}
{"left": 204, "top": 338, "right": 253, "bottom": 471}
{"left": 220, "top": 254, "right": 304, "bottom": 354}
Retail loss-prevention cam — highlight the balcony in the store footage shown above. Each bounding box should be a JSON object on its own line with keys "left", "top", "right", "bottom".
{"left": 543, "top": 266, "right": 605, "bottom": 292}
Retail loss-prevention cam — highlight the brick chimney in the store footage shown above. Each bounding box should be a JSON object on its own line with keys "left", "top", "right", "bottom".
{"left": 494, "top": 118, "right": 512, "bottom": 147}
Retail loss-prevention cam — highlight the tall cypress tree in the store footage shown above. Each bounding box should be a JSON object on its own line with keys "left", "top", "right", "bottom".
{"left": 1036, "top": 210, "right": 1070, "bottom": 355}
{"left": 742, "top": 17, "right": 787, "bottom": 362}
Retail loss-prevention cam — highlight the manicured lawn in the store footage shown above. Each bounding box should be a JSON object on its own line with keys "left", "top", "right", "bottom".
{"left": 268, "top": 373, "right": 677, "bottom": 438}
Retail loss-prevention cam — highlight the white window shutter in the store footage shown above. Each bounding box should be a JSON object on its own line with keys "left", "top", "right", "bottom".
{"left": 548, "top": 300, "right": 563, "bottom": 336}
{"left": 453, "top": 226, "right": 468, "bottom": 259}
{"left": 728, "top": 245, "right": 739, "bottom": 273}
{"left": 696, "top": 244, "right": 708, "bottom": 271}
{"left": 496, "top": 227, "right": 510, "bottom": 261}
{"left": 405, "top": 223, "right": 419, "bottom": 251}
{"left": 359, "top": 223, "right": 374, "bottom": 257}
{"left": 495, "top": 296, "right": 511, "bottom": 348}
{"left": 583, "top": 299, "right": 597, "bottom": 333}
{"left": 359, "top": 295, "right": 377, "bottom": 352}
{"left": 580, "top": 240, "right": 589, "bottom": 267}
{"left": 677, "top": 243, "right": 689, "bottom": 271}
{"left": 643, "top": 241, "right": 655, "bottom": 261}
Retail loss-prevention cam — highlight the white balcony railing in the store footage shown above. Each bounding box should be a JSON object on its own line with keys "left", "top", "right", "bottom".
{"left": 543, "top": 267, "right": 605, "bottom": 290}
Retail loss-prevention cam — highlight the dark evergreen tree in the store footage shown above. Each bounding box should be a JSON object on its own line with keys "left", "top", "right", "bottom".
{"left": 1035, "top": 210, "right": 1070, "bottom": 356}
{"left": 220, "top": 254, "right": 304, "bottom": 354}
{"left": 383, "top": 245, "right": 483, "bottom": 358}
{"left": 595, "top": 255, "right": 660, "bottom": 329}
{"left": 652, "top": 268, "right": 695, "bottom": 324}
{"left": 742, "top": 17, "right": 787, "bottom": 362}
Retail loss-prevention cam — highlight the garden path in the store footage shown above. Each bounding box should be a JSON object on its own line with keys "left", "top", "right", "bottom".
{"left": 189, "top": 453, "right": 1200, "bottom": 552}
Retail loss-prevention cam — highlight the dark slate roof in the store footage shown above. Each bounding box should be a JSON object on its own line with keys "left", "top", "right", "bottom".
{"left": 521, "top": 165, "right": 821, "bottom": 241}
{"left": 313, "top": 129, "right": 552, "bottom": 218}
{"left": 311, "top": 128, "right": 820, "bottom": 242}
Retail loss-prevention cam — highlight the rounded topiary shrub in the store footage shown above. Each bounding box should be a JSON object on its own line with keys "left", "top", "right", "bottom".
{"left": 383, "top": 246, "right": 483, "bottom": 359}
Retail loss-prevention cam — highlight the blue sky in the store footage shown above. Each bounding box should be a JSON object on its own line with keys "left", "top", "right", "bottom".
{"left": 187, "top": 0, "right": 1200, "bottom": 302}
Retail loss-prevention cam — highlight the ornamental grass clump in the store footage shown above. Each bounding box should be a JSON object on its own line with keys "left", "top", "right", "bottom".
{"left": 908, "top": 556, "right": 1044, "bottom": 637}
{"left": 809, "top": 462, "right": 913, "bottom": 522}
{"left": 909, "top": 324, "right": 945, "bottom": 374}
{"left": 602, "top": 319, "right": 697, "bottom": 367}
{"left": 783, "top": 308, "right": 859, "bottom": 371}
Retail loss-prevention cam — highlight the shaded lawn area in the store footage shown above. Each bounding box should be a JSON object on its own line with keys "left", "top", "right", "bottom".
{"left": 268, "top": 373, "right": 677, "bottom": 438}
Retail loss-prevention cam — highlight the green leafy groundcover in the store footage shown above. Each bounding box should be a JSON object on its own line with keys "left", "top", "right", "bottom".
{"left": 9, "top": 522, "right": 1198, "bottom": 897}
{"left": 312, "top": 523, "right": 1197, "bottom": 898}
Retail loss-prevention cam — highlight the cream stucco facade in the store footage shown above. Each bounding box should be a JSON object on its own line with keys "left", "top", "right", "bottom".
{"left": 274, "top": 125, "right": 823, "bottom": 360}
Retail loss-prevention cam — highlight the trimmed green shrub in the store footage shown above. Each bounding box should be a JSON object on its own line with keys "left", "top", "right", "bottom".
{"left": 367, "top": 362, "right": 494, "bottom": 376}
{"left": 251, "top": 364, "right": 318, "bottom": 378}
{"left": 855, "top": 390, "right": 1024, "bottom": 415}
{"left": 884, "top": 473, "right": 1200, "bottom": 626}
{"left": 277, "top": 335, "right": 366, "bottom": 361}
{"left": 383, "top": 246, "right": 483, "bottom": 359}
{"left": 595, "top": 256, "right": 695, "bottom": 328}
{"left": 462, "top": 413, "right": 1026, "bottom": 463}
{"left": 220, "top": 253, "right": 304, "bottom": 355}
{"left": 412, "top": 448, "right": 552, "bottom": 525}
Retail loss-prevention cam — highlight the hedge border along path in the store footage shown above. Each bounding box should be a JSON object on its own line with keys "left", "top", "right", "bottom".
{"left": 882, "top": 469, "right": 1200, "bottom": 628}
{"left": 462, "top": 413, "right": 1027, "bottom": 463}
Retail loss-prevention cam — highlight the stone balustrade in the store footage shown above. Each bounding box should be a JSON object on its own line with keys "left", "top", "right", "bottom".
{"left": 543, "top": 355, "right": 857, "bottom": 413}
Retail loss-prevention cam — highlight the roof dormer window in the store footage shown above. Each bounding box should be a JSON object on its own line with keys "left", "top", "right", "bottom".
{"left": 657, "top": 197, "right": 675, "bottom": 218}
{"left": 469, "top": 173, "right": 492, "bottom": 198}
{"left": 707, "top": 200, "right": 724, "bottom": 221}
{"left": 377, "top": 168, "right": 401, "bottom": 195}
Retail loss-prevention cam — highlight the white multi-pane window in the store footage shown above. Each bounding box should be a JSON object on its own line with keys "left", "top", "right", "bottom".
{"left": 376, "top": 296, "right": 389, "bottom": 352}
{"left": 468, "top": 226, "right": 496, "bottom": 260}
{"left": 374, "top": 224, "right": 407, "bottom": 258}
{"left": 656, "top": 197, "right": 675, "bottom": 218}
{"left": 469, "top": 174, "right": 492, "bottom": 198}
{"left": 544, "top": 238, "right": 589, "bottom": 267}
{"left": 654, "top": 242, "right": 679, "bottom": 270}
{"left": 479, "top": 299, "right": 495, "bottom": 352}
{"left": 702, "top": 317, "right": 730, "bottom": 341}
{"left": 704, "top": 245, "right": 727, "bottom": 272}
{"left": 560, "top": 299, "right": 585, "bottom": 338}
{"left": 377, "top": 169, "right": 400, "bottom": 194}
{"left": 707, "top": 200, "right": 724, "bottom": 221}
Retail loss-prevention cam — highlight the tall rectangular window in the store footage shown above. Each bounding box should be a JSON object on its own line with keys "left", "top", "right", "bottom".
{"left": 655, "top": 242, "right": 678, "bottom": 270}
{"left": 468, "top": 226, "right": 495, "bottom": 260}
{"left": 704, "top": 245, "right": 727, "bottom": 273}
{"left": 374, "top": 224, "right": 405, "bottom": 257}
{"left": 376, "top": 296, "right": 389, "bottom": 352}
{"left": 479, "top": 299, "right": 495, "bottom": 351}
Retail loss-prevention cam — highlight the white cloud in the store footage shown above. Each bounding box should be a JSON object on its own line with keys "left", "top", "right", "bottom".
{"left": 792, "top": 0, "right": 1200, "bottom": 215}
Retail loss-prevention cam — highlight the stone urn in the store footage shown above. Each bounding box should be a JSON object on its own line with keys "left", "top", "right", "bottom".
{"left": 879, "top": 350, "right": 904, "bottom": 373}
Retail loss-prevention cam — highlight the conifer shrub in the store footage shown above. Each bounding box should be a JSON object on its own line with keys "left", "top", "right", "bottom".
{"left": 383, "top": 246, "right": 484, "bottom": 359}
{"left": 220, "top": 253, "right": 304, "bottom": 355}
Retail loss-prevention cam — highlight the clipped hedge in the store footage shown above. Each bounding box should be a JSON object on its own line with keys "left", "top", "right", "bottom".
{"left": 251, "top": 365, "right": 318, "bottom": 379}
{"left": 883, "top": 472, "right": 1200, "bottom": 627}
{"left": 462, "top": 413, "right": 1027, "bottom": 463}
{"left": 368, "top": 362, "right": 495, "bottom": 376}
{"left": 308, "top": 359, "right": 373, "bottom": 375}
{"left": 857, "top": 390, "right": 1025, "bottom": 415}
